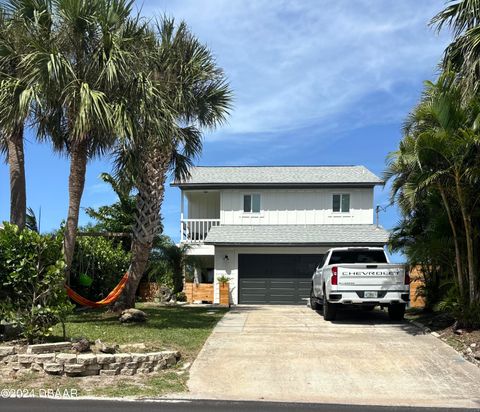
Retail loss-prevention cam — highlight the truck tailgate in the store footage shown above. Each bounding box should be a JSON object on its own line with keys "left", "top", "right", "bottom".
{"left": 336, "top": 264, "right": 405, "bottom": 288}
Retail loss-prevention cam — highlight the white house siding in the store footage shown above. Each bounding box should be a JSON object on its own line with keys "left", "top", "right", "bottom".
{"left": 186, "top": 191, "right": 220, "bottom": 219}
{"left": 213, "top": 246, "right": 331, "bottom": 304}
{"left": 219, "top": 188, "right": 373, "bottom": 226}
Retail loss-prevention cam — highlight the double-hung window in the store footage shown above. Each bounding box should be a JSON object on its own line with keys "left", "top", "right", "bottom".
{"left": 243, "top": 194, "right": 261, "bottom": 213}
{"left": 332, "top": 193, "right": 350, "bottom": 213}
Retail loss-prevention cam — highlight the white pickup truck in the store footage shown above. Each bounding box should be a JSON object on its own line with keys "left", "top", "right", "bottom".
{"left": 310, "top": 247, "right": 409, "bottom": 321}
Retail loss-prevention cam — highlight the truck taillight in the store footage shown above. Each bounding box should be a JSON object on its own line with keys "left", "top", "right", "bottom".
{"left": 405, "top": 270, "right": 410, "bottom": 285}
{"left": 331, "top": 266, "right": 338, "bottom": 285}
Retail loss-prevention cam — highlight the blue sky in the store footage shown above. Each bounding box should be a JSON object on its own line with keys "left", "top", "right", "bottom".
{"left": 0, "top": 0, "right": 450, "bottom": 261}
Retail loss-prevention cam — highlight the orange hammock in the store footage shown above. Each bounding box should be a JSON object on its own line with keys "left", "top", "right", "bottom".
{"left": 65, "top": 272, "right": 129, "bottom": 308}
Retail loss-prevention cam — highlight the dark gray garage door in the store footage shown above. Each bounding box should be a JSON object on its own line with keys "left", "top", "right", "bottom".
{"left": 238, "top": 254, "right": 323, "bottom": 304}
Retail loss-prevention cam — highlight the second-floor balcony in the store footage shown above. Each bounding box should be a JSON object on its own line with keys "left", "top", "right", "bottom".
{"left": 181, "top": 219, "right": 221, "bottom": 243}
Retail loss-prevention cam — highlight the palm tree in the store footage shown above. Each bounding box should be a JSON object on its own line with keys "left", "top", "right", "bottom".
{"left": 431, "top": 0, "right": 480, "bottom": 94}
{"left": 149, "top": 235, "right": 193, "bottom": 296}
{"left": 386, "top": 72, "right": 480, "bottom": 305}
{"left": 113, "top": 18, "right": 232, "bottom": 309}
{"left": 24, "top": 0, "right": 147, "bottom": 282}
{"left": 0, "top": 0, "right": 51, "bottom": 229}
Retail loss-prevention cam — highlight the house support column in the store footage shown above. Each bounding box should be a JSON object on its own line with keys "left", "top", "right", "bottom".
{"left": 180, "top": 191, "right": 185, "bottom": 242}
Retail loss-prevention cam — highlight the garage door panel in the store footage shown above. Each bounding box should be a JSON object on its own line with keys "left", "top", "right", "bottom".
{"left": 238, "top": 254, "right": 323, "bottom": 305}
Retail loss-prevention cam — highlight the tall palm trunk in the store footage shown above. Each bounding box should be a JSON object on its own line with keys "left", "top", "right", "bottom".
{"left": 438, "top": 185, "right": 465, "bottom": 298}
{"left": 454, "top": 172, "right": 477, "bottom": 304}
{"left": 63, "top": 139, "right": 88, "bottom": 284}
{"left": 7, "top": 124, "right": 26, "bottom": 229}
{"left": 114, "top": 148, "right": 170, "bottom": 310}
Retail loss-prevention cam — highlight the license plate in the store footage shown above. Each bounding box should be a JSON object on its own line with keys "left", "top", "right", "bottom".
{"left": 364, "top": 291, "right": 378, "bottom": 298}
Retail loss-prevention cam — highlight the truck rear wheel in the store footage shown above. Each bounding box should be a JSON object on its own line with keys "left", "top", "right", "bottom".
{"left": 323, "top": 297, "right": 337, "bottom": 321}
{"left": 388, "top": 303, "right": 406, "bottom": 321}
{"left": 310, "top": 288, "right": 320, "bottom": 310}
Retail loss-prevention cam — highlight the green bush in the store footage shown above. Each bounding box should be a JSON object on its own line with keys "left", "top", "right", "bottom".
{"left": 70, "top": 235, "right": 130, "bottom": 301}
{"left": 436, "top": 284, "right": 480, "bottom": 329}
{"left": 0, "top": 224, "right": 73, "bottom": 342}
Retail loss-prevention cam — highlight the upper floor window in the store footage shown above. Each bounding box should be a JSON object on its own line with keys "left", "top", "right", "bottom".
{"left": 332, "top": 193, "right": 350, "bottom": 213}
{"left": 244, "top": 194, "right": 261, "bottom": 213}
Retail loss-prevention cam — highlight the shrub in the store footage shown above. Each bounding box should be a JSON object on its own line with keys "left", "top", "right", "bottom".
{"left": 70, "top": 235, "right": 130, "bottom": 301}
{"left": 436, "top": 284, "right": 480, "bottom": 329}
{"left": 0, "top": 224, "right": 73, "bottom": 342}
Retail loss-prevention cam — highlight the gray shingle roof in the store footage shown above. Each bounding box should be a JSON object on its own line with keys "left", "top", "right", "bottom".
{"left": 172, "top": 166, "right": 383, "bottom": 187}
{"left": 204, "top": 224, "right": 389, "bottom": 246}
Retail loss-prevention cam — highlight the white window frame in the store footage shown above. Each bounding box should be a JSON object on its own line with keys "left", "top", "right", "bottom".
{"left": 243, "top": 193, "right": 261, "bottom": 214}
{"left": 332, "top": 193, "right": 350, "bottom": 214}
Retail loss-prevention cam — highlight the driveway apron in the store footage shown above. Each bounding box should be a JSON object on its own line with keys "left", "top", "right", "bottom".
{"left": 187, "top": 305, "right": 480, "bottom": 408}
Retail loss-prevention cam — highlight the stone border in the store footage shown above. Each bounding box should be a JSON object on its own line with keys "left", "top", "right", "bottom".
{"left": 0, "top": 347, "right": 180, "bottom": 377}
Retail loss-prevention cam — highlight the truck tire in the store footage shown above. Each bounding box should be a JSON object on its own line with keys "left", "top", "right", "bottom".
{"left": 310, "top": 287, "right": 320, "bottom": 310}
{"left": 323, "top": 297, "right": 337, "bottom": 321}
{"left": 388, "top": 303, "right": 406, "bottom": 321}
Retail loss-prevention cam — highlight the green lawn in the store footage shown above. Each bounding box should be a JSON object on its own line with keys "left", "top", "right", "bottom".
{"left": 51, "top": 303, "right": 227, "bottom": 359}
{"left": 1, "top": 304, "right": 227, "bottom": 398}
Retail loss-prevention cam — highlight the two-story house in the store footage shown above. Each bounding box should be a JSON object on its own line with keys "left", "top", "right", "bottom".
{"left": 172, "top": 165, "right": 388, "bottom": 305}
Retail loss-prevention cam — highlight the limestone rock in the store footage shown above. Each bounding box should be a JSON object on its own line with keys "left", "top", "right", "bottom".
{"left": 35, "top": 353, "right": 55, "bottom": 364}
{"left": 0, "top": 346, "right": 15, "bottom": 357}
{"left": 72, "top": 338, "right": 90, "bottom": 353}
{"left": 76, "top": 354, "right": 97, "bottom": 365}
{"left": 100, "top": 369, "right": 118, "bottom": 376}
{"left": 119, "top": 308, "right": 147, "bottom": 323}
{"left": 64, "top": 364, "right": 86, "bottom": 376}
{"left": 17, "top": 354, "right": 36, "bottom": 364}
{"left": 95, "top": 339, "right": 118, "bottom": 354}
{"left": 27, "top": 342, "right": 71, "bottom": 354}
{"left": 96, "top": 354, "right": 115, "bottom": 364}
{"left": 114, "top": 353, "right": 132, "bottom": 363}
{"left": 44, "top": 363, "right": 63, "bottom": 374}
{"left": 55, "top": 353, "right": 77, "bottom": 365}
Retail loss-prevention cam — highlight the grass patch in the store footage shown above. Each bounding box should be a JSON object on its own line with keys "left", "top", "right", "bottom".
{"left": 50, "top": 303, "right": 227, "bottom": 359}
{"left": 1, "top": 304, "right": 227, "bottom": 398}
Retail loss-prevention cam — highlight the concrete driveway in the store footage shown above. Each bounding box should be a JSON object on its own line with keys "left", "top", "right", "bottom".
{"left": 187, "top": 305, "right": 480, "bottom": 408}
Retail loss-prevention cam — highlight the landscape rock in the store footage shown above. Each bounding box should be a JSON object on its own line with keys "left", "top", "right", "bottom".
{"left": 131, "top": 353, "right": 147, "bottom": 362}
{"left": 55, "top": 353, "right": 77, "bottom": 365}
{"left": 0, "top": 346, "right": 15, "bottom": 357}
{"left": 95, "top": 339, "right": 118, "bottom": 354}
{"left": 100, "top": 369, "right": 118, "bottom": 376}
{"left": 114, "top": 353, "right": 132, "bottom": 363}
{"left": 76, "top": 354, "right": 97, "bottom": 365}
{"left": 120, "top": 368, "right": 135, "bottom": 376}
{"left": 64, "top": 364, "right": 86, "bottom": 376}
{"left": 44, "top": 363, "right": 63, "bottom": 374}
{"left": 71, "top": 338, "right": 90, "bottom": 353}
{"left": 17, "top": 354, "right": 36, "bottom": 364}
{"left": 27, "top": 342, "right": 71, "bottom": 354}
{"left": 119, "top": 308, "right": 147, "bottom": 323}
{"left": 96, "top": 354, "right": 115, "bottom": 364}
{"left": 35, "top": 353, "right": 55, "bottom": 364}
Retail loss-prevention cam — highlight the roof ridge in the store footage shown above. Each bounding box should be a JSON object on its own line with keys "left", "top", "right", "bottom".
{"left": 190, "top": 165, "right": 362, "bottom": 168}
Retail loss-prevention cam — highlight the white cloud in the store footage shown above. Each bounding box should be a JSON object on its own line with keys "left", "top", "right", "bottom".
{"left": 142, "top": 0, "right": 449, "bottom": 140}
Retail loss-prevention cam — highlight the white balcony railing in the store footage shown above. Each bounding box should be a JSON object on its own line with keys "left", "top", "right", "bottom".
{"left": 181, "top": 219, "right": 220, "bottom": 243}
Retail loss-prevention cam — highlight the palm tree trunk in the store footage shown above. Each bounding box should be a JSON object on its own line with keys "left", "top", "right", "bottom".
{"left": 63, "top": 139, "right": 88, "bottom": 284}
{"left": 114, "top": 148, "right": 170, "bottom": 310}
{"left": 7, "top": 124, "right": 26, "bottom": 230}
{"left": 438, "top": 185, "right": 465, "bottom": 299}
{"left": 454, "top": 173, "right": 476, "bottom": 304}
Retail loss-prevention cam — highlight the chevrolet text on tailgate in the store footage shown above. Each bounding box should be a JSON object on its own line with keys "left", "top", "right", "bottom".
{"left": 310, "top": 247, "right": 409, "bottom": 321}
